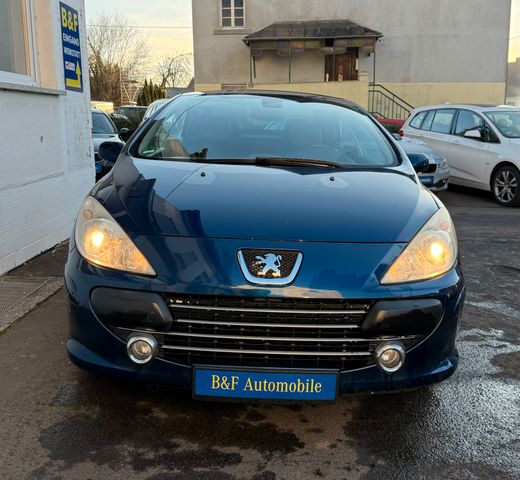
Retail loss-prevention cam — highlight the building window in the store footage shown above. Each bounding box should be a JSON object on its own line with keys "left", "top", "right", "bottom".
{"left": 0, "top": 0, "right": 32, "bottom": 78}
{"left": 221, "top": 0, "right": 244, "bottom": 28}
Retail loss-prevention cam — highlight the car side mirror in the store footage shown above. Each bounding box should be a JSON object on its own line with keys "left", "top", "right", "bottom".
{"left": 118, "top": 127, "right": 130, "bottom": 141}
{"left": 464, "top": 129, "right": 482, "bottom": 140}
{"left": 408, "top": 153, "right": 430, "bottom": 174}
{"left": 98, "top": 141, "right": 124, "bottom": 163}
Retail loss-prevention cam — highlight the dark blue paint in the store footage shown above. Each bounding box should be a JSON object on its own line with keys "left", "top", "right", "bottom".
{"left": 96, "top": 155, "right": 436, "bottom": 243}
{"left": 66, "top": 92, "right": 465, "bottom": 396}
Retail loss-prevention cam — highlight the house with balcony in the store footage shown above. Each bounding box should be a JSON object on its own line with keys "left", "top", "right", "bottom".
{"left": 192, "top": 0, "right": 512, "bottom": 120}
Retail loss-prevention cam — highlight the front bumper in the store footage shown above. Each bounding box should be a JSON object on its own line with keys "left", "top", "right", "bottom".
{"left": 420, "top": 167, "right": 450, "bottom": 192}
{"left": 65, "top": 238, "right": 465, "bottom": 395}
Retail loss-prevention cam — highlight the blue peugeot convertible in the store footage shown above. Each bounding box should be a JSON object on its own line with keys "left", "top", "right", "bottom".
{"left": 65, "top": 91, "right": 465, "bottom": 401}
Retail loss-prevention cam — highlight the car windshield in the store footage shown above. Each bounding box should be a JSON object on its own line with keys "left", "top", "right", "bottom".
{"left": 92, "top": 112, "right": 116, "bottom": 135}
{"left": 485, "top": 110, "right": 520, "bottom": 138}
{"left": 131, "top": 94, "right": 399, "bottom": 167}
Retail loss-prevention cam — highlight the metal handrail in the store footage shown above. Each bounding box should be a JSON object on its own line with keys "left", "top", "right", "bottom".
{"left": 369, "top": 83, "right": 414, "bottom": 110}
{"left": 368, "top": 84, "right": 414, "bottom": 120}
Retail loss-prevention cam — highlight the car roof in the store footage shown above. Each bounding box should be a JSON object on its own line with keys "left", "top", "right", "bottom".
{"left": 118, "top": 105, "right": 147, "bottom": 109}
{"left": 189, "top": 90, "right": 365, "bottom": 113}
{"left": 411, "top": 104, "right": 520, "bottom": 114}
{"left": 91, "top": 108, "right": 108, "bottom": 115}
{"left": 149, "top": 98, "right": 169, "bottom": 105}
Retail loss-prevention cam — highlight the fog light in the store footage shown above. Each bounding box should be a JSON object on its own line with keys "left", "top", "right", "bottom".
{"left": 375, "top": 342, "right": 405, "bottom": 373}
{"left": 126, "top": 334, "right": 158, "bottom": 364}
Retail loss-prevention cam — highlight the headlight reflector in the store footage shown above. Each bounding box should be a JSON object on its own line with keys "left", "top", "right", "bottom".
{"left": 75, "top": 196, "right": 155, "bottom": 276}
{"left": 381, "top": 207, "right": 457, "bottom": 284}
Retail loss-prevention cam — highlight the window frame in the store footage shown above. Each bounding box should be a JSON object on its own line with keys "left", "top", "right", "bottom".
{"left": 429, "top": 108, "right": 456, "bottom": 135}
{"left": 456, "top": 109, "right": 501, "bottom": 144}
{"left": 219, "top": 0, "right": 245, "bottom": 29}
{"left": 453, "top": 108, "right": 486, "bottom": 138}
{"left": 409, "top": 110, "right": 428, "bottom": 130}
{"left": 420, "top": 110, "right": 435, "bottom": 131}
{"left": 0, "top": 0, "right": 37, "bottom": 86}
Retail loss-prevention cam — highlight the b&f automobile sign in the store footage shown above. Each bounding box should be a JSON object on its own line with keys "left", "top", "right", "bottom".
{"left": 60, "top": 2, "right": 83, "bottom": 92}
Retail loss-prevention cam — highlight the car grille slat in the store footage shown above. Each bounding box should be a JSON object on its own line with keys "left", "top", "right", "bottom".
{"left": 174, "top": 318, "right": 361, "bottom": 329}
{"left": 110, "top": 295, "right": 426, "bottom": 370}
{"left": 161, "top": 345, "right": 372, "bottom": 356}
{"left": 115, "top": 327, "right": 419, "bottom": 344}
{"left": 170, "top": 304, "right": 367, "bottom": 315}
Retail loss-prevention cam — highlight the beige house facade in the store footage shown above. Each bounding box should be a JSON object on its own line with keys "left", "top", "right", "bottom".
{"left": 192, "top": 0, "right": 511, "bottom": 117}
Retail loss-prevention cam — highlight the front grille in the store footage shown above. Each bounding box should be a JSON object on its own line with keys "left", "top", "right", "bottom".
{"left": 111, "top": 295, "right": 424, "bottom": 370}
{"left": 239, "top": 249, "right": 300, "bottom": 279}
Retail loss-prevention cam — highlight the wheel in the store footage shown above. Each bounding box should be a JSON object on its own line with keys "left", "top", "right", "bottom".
{"left": 491, "top": 165, "right": 520, "bottom": 207}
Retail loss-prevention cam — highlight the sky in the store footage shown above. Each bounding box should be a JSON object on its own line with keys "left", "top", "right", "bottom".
{"left": 85, "top": 0, "right": 193, "bottom": 58}
{"left": 85, "top": 0, "right": 520, "bottom": 64}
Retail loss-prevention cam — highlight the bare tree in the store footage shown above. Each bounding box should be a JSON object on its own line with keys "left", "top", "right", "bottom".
{"left": 155, "top": 53, "right": 193, "bottom": 89}
{"left": 87, "top": 14, "right": 148, "bottom": 105}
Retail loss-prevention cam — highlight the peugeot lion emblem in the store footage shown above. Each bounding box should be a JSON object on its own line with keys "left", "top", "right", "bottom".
{"left": 237, "top": 249, "right": 303, "bottom": 286}
{"left": 254, "top": 253, "right": 282, "bottom": 278}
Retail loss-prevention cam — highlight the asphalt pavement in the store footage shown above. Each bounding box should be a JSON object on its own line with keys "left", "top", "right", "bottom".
{"left": 0, "top": 185, "right": 519, "bottom": 480}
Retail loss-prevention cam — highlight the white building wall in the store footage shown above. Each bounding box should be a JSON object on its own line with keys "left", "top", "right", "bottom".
{"left": 0, "top": 0, "right": 93, "bottom": 275}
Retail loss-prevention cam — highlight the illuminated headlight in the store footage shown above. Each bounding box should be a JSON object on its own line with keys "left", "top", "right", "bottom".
{"left": 381, "top": 206, "right": 457, "bottom": 284}
{"left": 75, "top": 196, "right": 156, "bottom": 276}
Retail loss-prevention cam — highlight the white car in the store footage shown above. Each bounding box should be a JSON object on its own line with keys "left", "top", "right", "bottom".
{"left": 401, "top": 105, "right": 520, "bottom": 206}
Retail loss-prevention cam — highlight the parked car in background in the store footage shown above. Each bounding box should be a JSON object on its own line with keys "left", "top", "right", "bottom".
{"left": 67, "top": 91, "right": 464, "bottom": 401}
{"left": 115, "top": 105, "right": 147, "bottom": 124}
{"left": 91, "top": 101, "right": 114, "bottom": 114}
{"left": 143, "top": 98, "right": 170, "bottom": 122}
{"left": 397, "top": 137, "right": 450, "bottom": 191}
{"left": 91, "top": 109, "right": 126, "bottom": 178}
{"left": 402, "top": 105, "right": 520, "bottom": 206}
{"left": 377, "top": 118, "right": 405, "bottom": 135}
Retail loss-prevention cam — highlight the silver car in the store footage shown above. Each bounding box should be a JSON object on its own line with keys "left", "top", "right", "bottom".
{"left": 91, "top": 109, "right": 125, "bottom": 177}
{"left": 401, "top": 105, "right": 520, "bottom": 206}
{"left": 398, "top": 137, "right": 450, "bottom": 191}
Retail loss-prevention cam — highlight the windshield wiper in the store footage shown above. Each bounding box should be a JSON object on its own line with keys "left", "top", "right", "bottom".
{"left": 185, "top": 156, "right": 344, "bottom": 168}
{"left": 190, "top": 147, "right": 208, "bottom": 160}
{"left": 253, "top": 157, "right": 343, "bottom": 168}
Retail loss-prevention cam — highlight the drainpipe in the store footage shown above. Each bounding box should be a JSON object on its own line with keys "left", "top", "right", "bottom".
{"left": 372, "top": 46, "right": 377, "bottom": 113}
{"left": 288, "top": 50, "right": 292, "bottom": 83}
{"left": 249, "top": 47, "right": 253, "bottom": 85}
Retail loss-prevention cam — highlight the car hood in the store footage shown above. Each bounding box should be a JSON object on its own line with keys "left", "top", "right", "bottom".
{"left": 399, "top": 139, "right": 436, "bottom": 157}
{"left": 102, "top": 155, "right": 438, "bottom": 243}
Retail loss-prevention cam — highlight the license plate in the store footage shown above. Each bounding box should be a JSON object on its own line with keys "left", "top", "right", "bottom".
{"left": 193, "top": 367, "right": 338, "bottom": 401}
{"left": 420, "top": 175, "right": 434, "bottom": 185}
{"left": 95, "top": 162, "right": 102, "bottom": 173}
